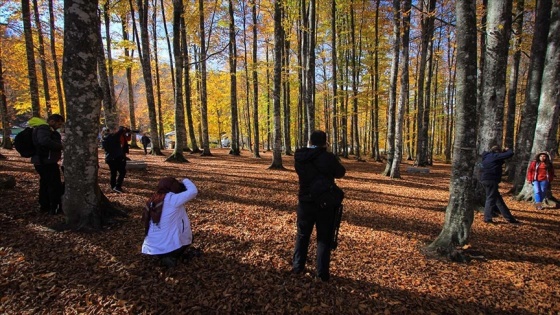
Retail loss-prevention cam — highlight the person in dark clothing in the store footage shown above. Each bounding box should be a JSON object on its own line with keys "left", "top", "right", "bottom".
{"left": 30, "top": 114, "right": 65, "bottom": 215}
{"left": 480, "top": 145, "right": 519, "bottom": 224}
{"left": 141, "top": 133, "right": 151, "bottom": 155}
{"left": 293, "top": 130, "right": 346, "bottom": 282}
{"left": 101, "top": 126, "right": 128, "bottom": 193}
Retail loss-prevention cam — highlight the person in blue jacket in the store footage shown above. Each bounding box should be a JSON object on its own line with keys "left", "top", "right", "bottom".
{"left": 480, "top": 145, "right": 520, "bottom": 224}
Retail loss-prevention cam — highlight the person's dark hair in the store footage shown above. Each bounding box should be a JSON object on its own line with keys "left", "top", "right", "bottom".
{"left": 490, "top": 145, "right": 501, "bottom": 153}
{"left": 48, "top": 114, "right": 65, "bottom": 123}
{"left": 534, "top": 152, "right": 552, "bottom": 166}
{"left": 310, "top": 130, "right": 327, "bottom": 147}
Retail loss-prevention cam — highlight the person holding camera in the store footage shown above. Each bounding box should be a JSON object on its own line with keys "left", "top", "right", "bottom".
{"left": 293, "top": 130, "right": 346, "bottom": 282}
{"left": 142, "top": 177, "right": 198, "bottom": 267}
{"left": 480, "top": 145, "right": 520, "bottom": 224}
{"left": 101, "top": 126, "right": 128, "bottom": 193}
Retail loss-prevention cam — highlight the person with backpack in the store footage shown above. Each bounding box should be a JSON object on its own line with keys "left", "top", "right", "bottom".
{"left": 526, "top": 152, "right": 555, "bottom": 210}
{"left": 29, "top": 114, "right": 65, "bottom": 215}
{"left": 480, "top": 145, "right": 520, "bottom": 224}
{"left": 101, "top": 126, "right": 128, "bottom": 193}
{"left": 142, "top": 177, "right": 198, "bottom": 267}
{"left": 292, "top": 130, "right": 346, "bottom": 282}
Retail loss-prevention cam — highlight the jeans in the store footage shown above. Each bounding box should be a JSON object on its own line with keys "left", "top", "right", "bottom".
{"left": 107, "top": 159, "right": 127, "bottom": 189}
{"left": 293, "top": 200, "right": 336, "bottom": 280}
{"left": 481, "top": 180, "right": 515, "bottom": 222}
{"left": 34, "top": 163, "right": 63, "bottom": 213}
{"left": 532, "top": 180, "right": 548, "bottom": 203}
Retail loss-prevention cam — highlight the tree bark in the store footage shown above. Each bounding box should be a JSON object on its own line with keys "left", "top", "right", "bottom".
{"left": 251, "top": 0, "right": 260, "bottom": 158}
{"left": 228, "top": 0, "right": 240, "bottom": 155}
{"left": 427, "top": 0, "right": 478, "bottom": 261}
{"left": 198, "top": 0, "right": 212, "bottom": 156}
{"left": 0, "top": 35, "right": 12, "bottom": 149}
{"left": 22, "top": 0, "right": 41, "bottom": 117}
{"left": 32, "top": 0, "right": 52, "bottom": 116}
{"left": 269, "top": 0, "right": 285, "bottom": 170}
{"left": 48, "top": 0, "right": 65, "bottom": 116}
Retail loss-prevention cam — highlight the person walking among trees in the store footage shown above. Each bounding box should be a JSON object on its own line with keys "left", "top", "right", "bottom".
{"left": 141, "top": 133, "right": 151, "bottom": 155}
{"left": 293, "top": 130, "right": 346, "bottom": 282}
{"left": 142, "top": 177, "right": 198, "bottom": 267}
{"left": 101, "top": 126, "right": 128, "bottom": 193}
{"left": 526, "top": 152, "right": 555, "bottom": 210}
{"left": 480, "top": 145, "right": 520, "bottom": 224}
{"left": 30, "top": 114, "right": 65, "bottom": 215}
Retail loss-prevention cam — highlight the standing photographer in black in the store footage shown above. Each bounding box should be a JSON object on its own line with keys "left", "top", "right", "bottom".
{"left": 293, "top": 130, "right": 346, "bottom": 282}
{"left": 101, "top": 126, "right": 128, "bottom": 193}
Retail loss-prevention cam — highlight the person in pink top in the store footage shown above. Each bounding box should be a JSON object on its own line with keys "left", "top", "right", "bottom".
{"left": 142, "top": 177, "right": 198, "bottom": 267}
{"left": 526, "top": 152, "right": 555, "bottom": 210}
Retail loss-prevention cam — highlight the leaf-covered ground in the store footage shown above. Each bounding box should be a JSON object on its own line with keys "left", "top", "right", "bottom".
{"left": 0, "top": 148, "right": 558, "bottom": 314}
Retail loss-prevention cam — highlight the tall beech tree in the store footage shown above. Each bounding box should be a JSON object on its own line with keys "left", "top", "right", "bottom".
{"left": 269, "top": 0, "right": 284, "bottom": 170}
{"left": 510, "top": 0, "right": 552, "bottom": 193}
{"left": 427, "top": 0, "right": 477, "bottom": 260}
{"left": 198, "top": 0, "right": 212, "bottom": 156}
{"left": 62, "top": 0, "right": 124, "bottom": 230}
{"left": 515, "top": 1, "right": 560, "bottom": 206}
{"left": 48, "top": 0, "right": 65, "bottom": 115}
{"left": 228, "top": 0, "right": 240, "bottom": 155}
{"left": 22, "top": 0, "right": 40, "bottom": 117}
{"left": 32, "top": 0, "right": 52, "bottom": 115}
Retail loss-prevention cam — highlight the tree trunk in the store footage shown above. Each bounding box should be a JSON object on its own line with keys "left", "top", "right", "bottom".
{"left": 510, "top": 0, "right": 552, "bottom": 193}
{"left": 427, "top": 0, "right": 478, "bottom": 261}
{"left": 98, "top": 20, "right": 118, "bottom": 128}
{"left": 0, "top": 36, "right": 12, "bottom": 149}
{"left": 135, "top": 0, "right": 163, "bottom": 155}
{"left": 382, "top": 0, "right": 400, "bottom": 177}
{"left": 32, "top": 0, "right": 52, "bottom": 116}
{"left": 251, "top": 0, "right": 260, "bottom": 158}
{"left": 182, "top": 17, "right": 201, "bottom": 154}
{"left": 120, "top": 15, "right": 138, "bottom": 152}
{"left": 282, "top": 16, "right": 292, "bottom": 155}
{"left": 516, "top": 1, "right": 560, "bottom": 207}
{"left": 269, "top": 0, "right": 284, "bottom": 170}
{"left": 414, "top": 0, "right": 436, "bottom": 167}
{"left": 48, "top": 0, "right": 65, "bottom": 116}
{"left": 391, "top": 0, "right": 411, "bottom": 179}
{"left": 241, "top": 2, "right": 253, "bottom": 153}
{"left": 166, "top": 0, "right": 188, "bottom": 163}
{"left": 22, "top": 0, "right": 41, "bottom": 117}
{"left": 62, "top": 0, "right": 125, "bottom": 231}
{"left": 331, "top": 0, "right": 338, "bottom": 156}
{"left": 198, "top": 0, "right": 212, "bottom": 156}
{"left": 228, "top": 0, "right": 240, "bottom": 155}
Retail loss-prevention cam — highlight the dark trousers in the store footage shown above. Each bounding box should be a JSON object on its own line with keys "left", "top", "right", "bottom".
{"left": 482, "top": 180, "right": 514, "bottom": 222}
{"left": 293, "top": 201, "right": 336, "bottom": 280}
{"left": 34, "top": 163, "right": 63, "bottom": 213}
{"left": 107, "top": 159, "right": 127, "bottom": 189}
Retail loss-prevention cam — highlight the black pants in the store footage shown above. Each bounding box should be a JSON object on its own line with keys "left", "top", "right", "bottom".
{"left": 482, "top": 180, "right": 515, "bottom": 222}
{"left": 293, "top": 200, "right": 336, "bottom": 280}
{"left": 34, "top": 163, "right": 63, "bottom": 213}
{"left": 106, "top": 159, "right": 127, "bottom": 189}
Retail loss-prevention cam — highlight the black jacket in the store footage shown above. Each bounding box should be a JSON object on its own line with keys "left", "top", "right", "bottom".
{"left": 102, "top": 131, "right": 126, "bottom": 162}
{"left": 480, "top": 149, "right": 513, "bottom": 182}
{"left": 31, "top": 125, "right": 63, "bottom": 165}
{"left": 294, "top": 147, "right": 346, "bottom": 201}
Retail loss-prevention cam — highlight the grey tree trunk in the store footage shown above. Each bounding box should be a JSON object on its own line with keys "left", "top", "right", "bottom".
{"left": 382, "top": 0, "right": 400, "bottom": 177}
{"left": 62, "top": 0, "right": 123, "bottom": 231}
{"left": 251, "top": 0, "right": 260, "bottom": 157}
{"left": 391, "top": 0, "right": 411, "bottom": 179}
{"left": 0, "top": 39, "right": 12, "bottom": 149}
{"left": 414, "top": 0, "right": 436, "bottom": 167}
{"left": 97, "top": 21, "right": 118, "bottom": 128}
{"left": 331, "top": 0, "right": 338, "bottom": 156}
{"left": 120, "top": 16, "right": 138, "bottom": 151}
{"left": 477, "top": 0, "right": 512, "bottom": 153}
{"left": 269, "top": 0, "right": 284, "bottom": 170}
{"left": 22, "top": 0, "right": 40, "bottom": 117}
{"left": 181, "top": 17, "right": 201, "bottom": 154}
{"left": 427, "top": 0, "right": 478, "bottom": 259}
{"left": 304, "top": 0, "right": 316, "bottom": 135}
{"left": 166, "top": 0, "right": 187, "bottom": 162}
{"left": 48, "top": 0, "right": 65, "bottom": 116}
{"left": 515, "top": 1, "right": 560, "bottom": 206}
{"left": 241, "top": 2, "right": 253, "bottom": 152}
{"left": 198, "top": 0, "right": 211, "bottom": 156}
{"left": 510, "top": 0, "right": 553, "bottom": 194}
{"left": 370, "top": 0, "right": 381, "bottom": 161}
{"left": 228, "top": 0, "right": 240, "bottom": 155}
{"left": 151, "top": 0, "right": 163, "bottom": 150}
{"left": 282, "top": 21, "right": 292, "bottom": 155}
{"left": 504, "top": 0, "right": 524, "bottom": 151}
{"left": 32, "top": 0, "right": 52, "bottom": 116}
{"left": 136, "top": 0, "right": 163, "bottom": 155}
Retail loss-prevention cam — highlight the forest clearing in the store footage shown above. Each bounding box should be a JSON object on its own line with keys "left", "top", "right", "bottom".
{"left": 1, "top": 147, "right": 558, "bottom": 314}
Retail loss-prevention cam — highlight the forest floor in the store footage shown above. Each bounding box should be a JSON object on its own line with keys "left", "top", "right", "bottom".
{"left": 0, "top": 147, "right": 559, "bottom": 314}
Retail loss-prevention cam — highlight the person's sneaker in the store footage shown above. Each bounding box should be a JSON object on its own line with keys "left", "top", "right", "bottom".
{"left": 483, "top": 220, "right": 495, "bottom": 224}
{"left": 113, "top": 187, "right": 124, "bottom": 193}
{"left": 507, "top": 218, "right": 521, "bottom": 224}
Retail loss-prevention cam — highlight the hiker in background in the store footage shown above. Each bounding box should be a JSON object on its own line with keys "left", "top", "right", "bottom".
{"left": 480, "top": 145, "right": 520, "bottom": 224}
{"left": 30, "top": 114, "right": 65, "bottom": 215}
{"left": 101, "top": 126, "right": 128, "bottom": 193}
{"left": 141, "top": 133, "right": 151, "bottom": 155}
{"left": 293, "top": 130, "right": 346, "bottom": 282}
{"left": 142, "top": 177, "right": 198, "bottom": 267}
{"left": 526, "top": 152, "right": 555, "bottom": 210}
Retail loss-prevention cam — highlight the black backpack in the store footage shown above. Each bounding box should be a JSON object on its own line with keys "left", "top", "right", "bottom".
{"left": 14, "top": 127, "right": 36, "bottom": 158}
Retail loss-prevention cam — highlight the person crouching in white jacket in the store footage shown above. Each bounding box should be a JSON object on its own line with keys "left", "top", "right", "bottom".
{"left": 142, "top": 177, "right": 198, "bottom": 267}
